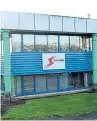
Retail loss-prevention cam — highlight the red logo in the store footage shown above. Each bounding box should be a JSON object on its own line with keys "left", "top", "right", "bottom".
{"left": 45, "top": 56, "right": 56, "bottom": 68}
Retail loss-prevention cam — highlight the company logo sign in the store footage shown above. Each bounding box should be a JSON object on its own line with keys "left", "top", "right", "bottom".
{"left": 42, "top": 53, "right": 65, "bottom": 70}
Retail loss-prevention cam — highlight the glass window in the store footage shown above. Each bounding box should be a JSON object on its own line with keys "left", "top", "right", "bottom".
{"left": 50, "top": 16, "right": 62, "bottom": 31}
{"left": 60, "top": 73, "right": 68, "bottom": 89}
{"left": 1, "top": 11, "right": 19, "bottom": 29}
{"left": 14, "top": 76, "right": 21, "bottom": 95}
{"left": 69, "top": 72, "right": 85, "bottom": 88}
{"left": 47, "top": 74, "right": 57, "bottom": 91}
{"left": 90, "top": 38, "right": 92, "bottom": 51}
{"left": 19, "top": 13, "right": 34, "bottom": 30}
{"left": 63, "top": 17, "right": 75, "bottom": 32}
{"left": 1, "top": 76, "right": 5, "bottom": 91}
{"left": 35, "top": 14, "right": 49, "bottom": 30}
{"left": 12, "top": 34, "right": 21, "bottom": 52}
{"left": 70, "top": 36, "right": 80, "bottom": 51}
{"left": 80, "top": 37, "right": 89, "bottom": 51}
{"left": 23, "top": 76, "right": 34, "bottom": 93}
{"left": 35, "top": 75, "right": 46, "bottom": 92}
{"left": 60, "top": 36, "right": 69, "bottom": 51}
{"left": 23, "top": 34, "right": 34, "bottom": 51}
{"left": 36, "top": 35, "right": 47, "bottom": 52}
{"left": 48, "top": 35, "right": 58, "bottom": 52}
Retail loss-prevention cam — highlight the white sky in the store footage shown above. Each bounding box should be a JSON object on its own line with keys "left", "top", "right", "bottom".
{"left": 0, "top": 0, "right": 97, "bottom": 18}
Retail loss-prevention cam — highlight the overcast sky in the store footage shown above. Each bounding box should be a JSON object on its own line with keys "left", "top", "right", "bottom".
{"left": 0, "top": 0, "right": 97, "bottom": 18}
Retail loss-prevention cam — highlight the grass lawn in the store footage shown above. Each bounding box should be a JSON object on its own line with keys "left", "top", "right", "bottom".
{"left": 2, "top": 93, "right": 97, "bottom": 120}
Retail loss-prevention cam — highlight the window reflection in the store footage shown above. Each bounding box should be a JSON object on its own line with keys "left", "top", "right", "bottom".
{"left": 70, "top": 36, "right": 80, "bottom": 51}
{"left": 60, "top": 36, "right": 69, "bottom": 51}
{"left": 47, "top": 74, "right": 57, "bottom": 91}
{"left": 50, "top": 16, "right": 62, "bottom": 31}
{"left": 12, "top": 34, "right": 21, "bottom": 52}
{"left": 23, "top": 76, "right": 34, "bottom": 93}
{"left": 36, "top": 35, "right": 47, "bottom": 52}
{"left": 90, "top": 38, "right": 92, "bottom": 51}
{"left": 23, "top": 35, "right": 34, "bottom": 51}
{"left": 80, "top": 37, "right": 89, "bottom": 51}
{"left": 48, "top": 35, "right": 58, "bottom": 52}
{"left": 14, "top": 76, "right": 21, "bottom": 94}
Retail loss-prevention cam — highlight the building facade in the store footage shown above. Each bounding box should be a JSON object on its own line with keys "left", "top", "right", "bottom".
{"left": 0, "top": 11, "right": 97, "bottom": 98}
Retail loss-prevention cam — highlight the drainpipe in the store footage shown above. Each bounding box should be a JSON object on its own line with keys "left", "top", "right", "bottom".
{"left": 2, "top": 30, "right": 11, "bottom": 93}
{"left": 92, "top": 34, "right": 97, "bottom": 90}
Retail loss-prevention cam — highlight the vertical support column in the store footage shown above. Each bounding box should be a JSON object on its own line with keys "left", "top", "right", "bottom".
{"left": 2, "top": 30, "right": 11, "bottom": 93}
{"left": 92, "top": 34, "right": 97, "bottom": 87}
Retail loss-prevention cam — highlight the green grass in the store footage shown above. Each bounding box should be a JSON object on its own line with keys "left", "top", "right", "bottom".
{"left": 2, "top": 93, "right": 97, "bottom": 120}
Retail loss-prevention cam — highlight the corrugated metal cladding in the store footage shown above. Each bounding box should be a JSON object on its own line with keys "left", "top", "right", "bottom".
{"left": 10, "top": 52, "right": 92, "bottom": 76}
{"left": 0, "top": 11, "right": 97, "bottom": 33}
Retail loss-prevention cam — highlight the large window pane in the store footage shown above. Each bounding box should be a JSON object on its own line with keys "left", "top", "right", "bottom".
{"left": 23, "top": 76, "right": 34, "bottom": 93}
{"left": 50, "top": 16, "right": 62, "bottom": 31}
{"left": 14, "top": 76, "right": 21, "bottom": 95}
{"left": 47, "top": 74, "right": 57, "bottom": 91}
{"left": 1, "top": 11, "right": 18, "bottom": 29}
{"left": 60, "top": 73, "right": 68, "bottom": 89}
{"left": 60, "top": 36, "right": 69, "bottom": 51}
{"left": 19, "top": 13, "right": 34, "bottom": 30}
{"left": 90, "top": 38, "right": 92, "bottom": 51}
{"left": 70, "top": 36, "right": 80, "bottom": 51}
{"left": 12, "top": 34, "right": 21, "bottom": 52}
{"left": 69, "top": 72, "right": 85, "bottom": 88}
{"left": 23, "top": 34, "right": 34, "bottom": 51}
{"left": 36, "top": 35, "right": 47, "bottom": 52}
{"left": 48, "top": 35, "right": 58, "bottom": 52}
{"left": 35, "top": 14, "right": 49, "bottom": 30}
{"left": 35, "top": 75, "right": 46, "bottom": 92}
{"left": 80, "top": 37, "right": 89, "bottom": 51}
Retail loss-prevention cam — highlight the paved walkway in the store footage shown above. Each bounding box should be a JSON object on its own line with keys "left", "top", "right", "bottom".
{"left": 47, "top": 112, "right": 97, "bottom": 120}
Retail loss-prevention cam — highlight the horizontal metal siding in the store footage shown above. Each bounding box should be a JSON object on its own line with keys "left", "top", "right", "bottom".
{"left": 11, "top": 52, "right": 92, "bottom": 76}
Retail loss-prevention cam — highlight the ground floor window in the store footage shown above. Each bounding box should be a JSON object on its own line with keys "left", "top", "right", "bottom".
{"left": 59, "top": 73, "right": 68, "bottom": 89}
{"left": 35, "top": 75, "right": 46, "bottom": 92}
{"left": 23, "top": 76, "right": 34, "bottom": 93}
{"left": 47, "top": 74, "right": 57, "bottom": 91}
{"left": 13, "top": 72, "right": 91, "bottom": 96}
{"left": 14, "top": 76, "right": 21, "bottom": 95}
{"left": 69, "top": 72, "right": 89, "bottom": 88}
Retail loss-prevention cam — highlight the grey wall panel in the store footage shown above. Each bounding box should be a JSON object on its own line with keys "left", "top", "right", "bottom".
{"left": 87, "top": 19, "right": 97, "bottom": 33}
{"left": 19, "top": 13, "right": 34, "bottom": 30}
{"left": 75, "top": 18, "right": 86, "bottom": 33}
{"left": 1, "top": 11, "right": 19, "bottom": 29}
{"left": 63, "top": 17, "right": 75, "bottom": 32}
{"left": 35, "top": 14, "right": 49, "bottom": 30}
{"left": 50, "top": 16, "right": 62, "bottom": 31}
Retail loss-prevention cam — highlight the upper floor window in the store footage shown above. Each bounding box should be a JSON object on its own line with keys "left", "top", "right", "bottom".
{"left": 60, "top": 36, "right": 69, "bottom": 51}
{"left": 36, "top": 35, "right": 47, "bottom": 52}
{"left": 70, "top": 36, "right": 80, "bottom": 51}
{"left": 80, "top": 37, "right": 89, "bottom": 51}
{"left": 48, "top": 35, "right": 58, "bottom": 52}
{"left": 90, "top": 38, "right": 92, "bottom": 51}
{"left": 23, "top": 34, "right": 34, "bottom": 51}
{"left": 12, "top": 34, "right": 21, "bottom": 52}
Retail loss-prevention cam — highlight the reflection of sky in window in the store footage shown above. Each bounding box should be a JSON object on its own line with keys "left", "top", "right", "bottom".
{"left": 48, "top": 35, "right": 58, "bottom": 45}
{"left": 12, "top": 34, "right": 21, "bottom": 44}
{"left": 50, "top": 16, "right": 62, "bottom": 31}
{"left": 60, "top": 36, "right": 69, "bottom": 45}
{"left": 70, "top": 36, "right": 79, "bottom": 46}
{"left": 23, "top": 35, "right": 34, "bottom": 45}
{"left": 35, "top": 35, "right": 47, "bottom": 45}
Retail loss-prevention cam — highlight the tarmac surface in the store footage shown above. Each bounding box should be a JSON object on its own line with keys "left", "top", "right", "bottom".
{"left": 45, "top": 112, "right": 97, "bottom": 120}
